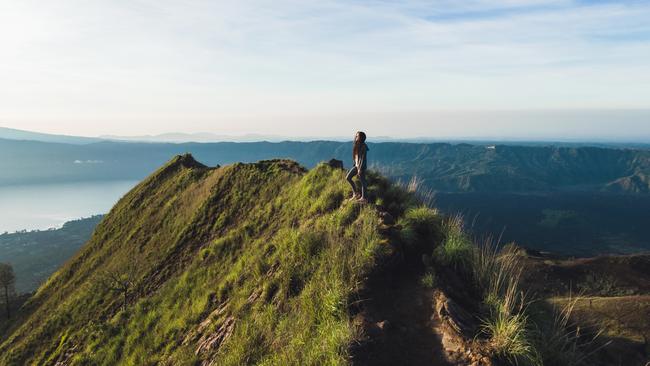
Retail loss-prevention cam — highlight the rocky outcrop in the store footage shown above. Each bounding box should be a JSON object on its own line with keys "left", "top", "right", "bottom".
{"left": 433, "top": 290, "right": 492, "bottom": 366}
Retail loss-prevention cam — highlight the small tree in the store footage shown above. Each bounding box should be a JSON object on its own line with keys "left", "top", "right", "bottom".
{"left": 0, "top": 263, "right": 16, "bottom": 319}
{"left": 98, "top": 263, "right": 137, "bottom": 312}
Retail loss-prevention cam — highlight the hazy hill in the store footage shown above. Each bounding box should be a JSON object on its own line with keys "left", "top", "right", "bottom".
{"left": 0, "top": 216, "right": 103, "bottom": 293}
{"left": 2, "top": 138, "right": 650, "bottom": 194}
{"left": 99, "top": 132, "right": 290, "bottom": 143}
{"left": 1, "top": 156, "right": 644, "bottom": 365}
{"left": 0, "top": 127, "right": 101, "bottom": 145}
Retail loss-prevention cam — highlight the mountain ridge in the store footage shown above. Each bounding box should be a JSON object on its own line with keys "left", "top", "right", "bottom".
{"left": 0, "top": 155, "right": 404, "bottom": 364}
{"left": 2, "top": 137, "right": 650, "bottom": 194}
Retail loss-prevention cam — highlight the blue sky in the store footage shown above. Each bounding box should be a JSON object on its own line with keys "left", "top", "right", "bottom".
{"left": 0, "top": 0, "right": 649, "bottom": 140}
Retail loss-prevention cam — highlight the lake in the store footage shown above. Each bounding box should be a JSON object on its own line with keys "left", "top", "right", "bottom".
{"left": 0, "top": 180, "right": 138, "bottom": 233}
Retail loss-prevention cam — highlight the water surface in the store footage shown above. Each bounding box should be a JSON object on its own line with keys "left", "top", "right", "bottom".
{"left": 0, "top": 180, "right": 138, "bottom": 233}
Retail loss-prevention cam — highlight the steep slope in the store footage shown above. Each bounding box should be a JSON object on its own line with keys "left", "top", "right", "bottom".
{"left": 518, "top": 251, "right": 650, "bottom": 365}
{"left": 0, "top": 155, "right": 424, "bottom": 365}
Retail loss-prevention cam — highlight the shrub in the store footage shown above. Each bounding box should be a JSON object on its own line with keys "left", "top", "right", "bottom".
{"left": 433, "top": 215, "right": 472, "bottom": 270}
{"left": 398, "top": 207, "right": 441, "bottom": 251}
{"left": 474, "top": 243, "right": 539, "bottom": 365}
{"left": 481, "top": 311, "right": 539, "bottom": 365}
{"left": 437, "top": 217, "right": 541, "bottom": 364}
{"left": 472, "top": 241, "right": 524, "bottom": 312}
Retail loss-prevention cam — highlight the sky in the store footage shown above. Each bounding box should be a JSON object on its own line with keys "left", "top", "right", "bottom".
{"left": 0, "top": 0, "right": 649, "bottom": 140}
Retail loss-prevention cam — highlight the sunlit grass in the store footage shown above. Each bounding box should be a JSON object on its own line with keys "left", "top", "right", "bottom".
{"left": 0, "top": 159, "right": 413, "bottom": 366}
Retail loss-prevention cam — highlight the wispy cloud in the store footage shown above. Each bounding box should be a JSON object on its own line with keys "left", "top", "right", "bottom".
{"left": 0, "top": 0, "right": 649, "bottom": 138}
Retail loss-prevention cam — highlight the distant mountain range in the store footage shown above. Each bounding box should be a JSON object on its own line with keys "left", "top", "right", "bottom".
{"left": 99, "top": 132, "right": 298, "bottom": 143}
{"left": 0, "top": 127, "right": 101, "bottom": 145}
{"left": 2, "top": 129, "right": 650, "bottom": 194}
{"left": 1, "top": 127, "right": 350, "bottom": 144}
{"left": 3, "top": 126, "right": 650, "bottom": 147}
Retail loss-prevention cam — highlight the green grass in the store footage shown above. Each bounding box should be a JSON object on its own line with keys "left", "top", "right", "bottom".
{"left": 420, "top": 269, "right": 437, "bottom": 289}
{"left": 470, "top": 241, "right": 540, "bottom": 365}
{"left": 0, "top": 157, "right": 418, "bottom": 366}
{"left": 533, "top": 295, "right": 614, "bottom": 366}
{"left": 433, "top": 215, "right": 473, "bottom": 270}
{"left": 398, "top": 206, "right": 443, "bottom": 253}
{"left": 480, "top": 311, "right": 538, "bottom": 365}
{"left": 430, "top": 213, "right": 600, "bottom": 365}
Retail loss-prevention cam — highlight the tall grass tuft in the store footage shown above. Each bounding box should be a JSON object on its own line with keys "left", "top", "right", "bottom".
{"left": 480, "top": 311, "right": 538, "bottom": 365}
{"left": 432, "top": 214, "right": 539, "bottom": 364}
{"left": 397, "top": 175, "right": 436, "bottom": 208}
{"left": 438, "top": 213, "right": 601, "bottom": 365}
{"left": 471, "top": 240, "right": 539, "bottom": 364}
{"left": 398, "top": 206, "right": 442, "bottom": 253}
{"left": 433, "top": 215, "right": 473, "bottom": 270}
{"left": 533, "top": 295, "right": 607, "bottom": 366}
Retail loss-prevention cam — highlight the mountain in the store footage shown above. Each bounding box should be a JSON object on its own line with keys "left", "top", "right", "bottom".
{"left": 0, "top": 127, "right": 101, "bottom": 145}
{"left": 2, "top": 138, "right": 650, "bottom": 194}
{"left": 99, "top": 132, "right": 291, "bottom": 143}
{"left": 0, "top": 156, "right": 403, "bottom": 365}
{"left": 7, "top": 126, "right": 650, "bottom": 147}
{"left": 1, "top": 155, "right": 644, "bottom": 365}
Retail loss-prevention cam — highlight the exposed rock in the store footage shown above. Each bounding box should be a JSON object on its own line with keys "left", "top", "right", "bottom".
{"left": 435, "top": 292, "right": 476, "bottom": 337}
{"left": 175, "top": 153, "right": 208, "bottom": 169}
{"left": 246, "top": 288, "right": 262, "bottom": 305}
{"left": 376, "top": 320, "right": 391, "bottom": 331}
{"left": 196, "top": 316, "right": 236, "bottom": 356}
{"left": 327, "top": 159, "right": 344, "bottom": 170}
{"left": 183, "top": 301, "right": 230, "bottom": 346}
{"left": 265, "top": 261, "right": 280, "bottom": 277}
{"left": 53, "top": 344, "right": 78, "bottom": 366}
{"left": 432, "top": 290, "right": 493, "bottom": 366}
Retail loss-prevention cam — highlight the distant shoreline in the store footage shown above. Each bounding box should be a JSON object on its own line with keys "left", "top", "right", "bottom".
{"left": 0, "top": 215, "right": 104, "bottom": 236}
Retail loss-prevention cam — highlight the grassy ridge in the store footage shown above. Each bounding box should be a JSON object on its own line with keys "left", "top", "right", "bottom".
{"left": 0, "top": 156, "right": 417, "bottom": 365}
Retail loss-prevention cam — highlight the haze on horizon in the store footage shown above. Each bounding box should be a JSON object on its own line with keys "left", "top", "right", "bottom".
{"left": 1, "top": 0, "right": 649, "bottom": 141}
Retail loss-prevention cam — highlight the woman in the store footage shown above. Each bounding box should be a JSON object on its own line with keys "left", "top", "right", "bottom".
{"left": 346, "top": 131, "right": 369, "bottom": 203}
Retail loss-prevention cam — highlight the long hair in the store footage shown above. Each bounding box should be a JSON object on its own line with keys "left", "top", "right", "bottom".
{"left": 353, "top": 131, "right": 366, "bottom": 159}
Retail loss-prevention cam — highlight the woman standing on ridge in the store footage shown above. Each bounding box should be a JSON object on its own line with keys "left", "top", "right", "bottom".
{"left": 346, "top": 131, "right": 369, "bottom": 204}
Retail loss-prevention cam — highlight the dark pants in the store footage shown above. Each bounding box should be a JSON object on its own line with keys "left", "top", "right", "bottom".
{"left": 346, "top": 166, "right": 367, "bottom": 198}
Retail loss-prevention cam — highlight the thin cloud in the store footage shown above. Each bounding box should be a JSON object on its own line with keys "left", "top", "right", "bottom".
{"left": 0, "top": 0, "right": 648, "bottom": 138}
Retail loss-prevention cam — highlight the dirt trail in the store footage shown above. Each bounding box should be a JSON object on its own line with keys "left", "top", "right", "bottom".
{"left": 351, "top": 268, "right": 453, "bottom": 366}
